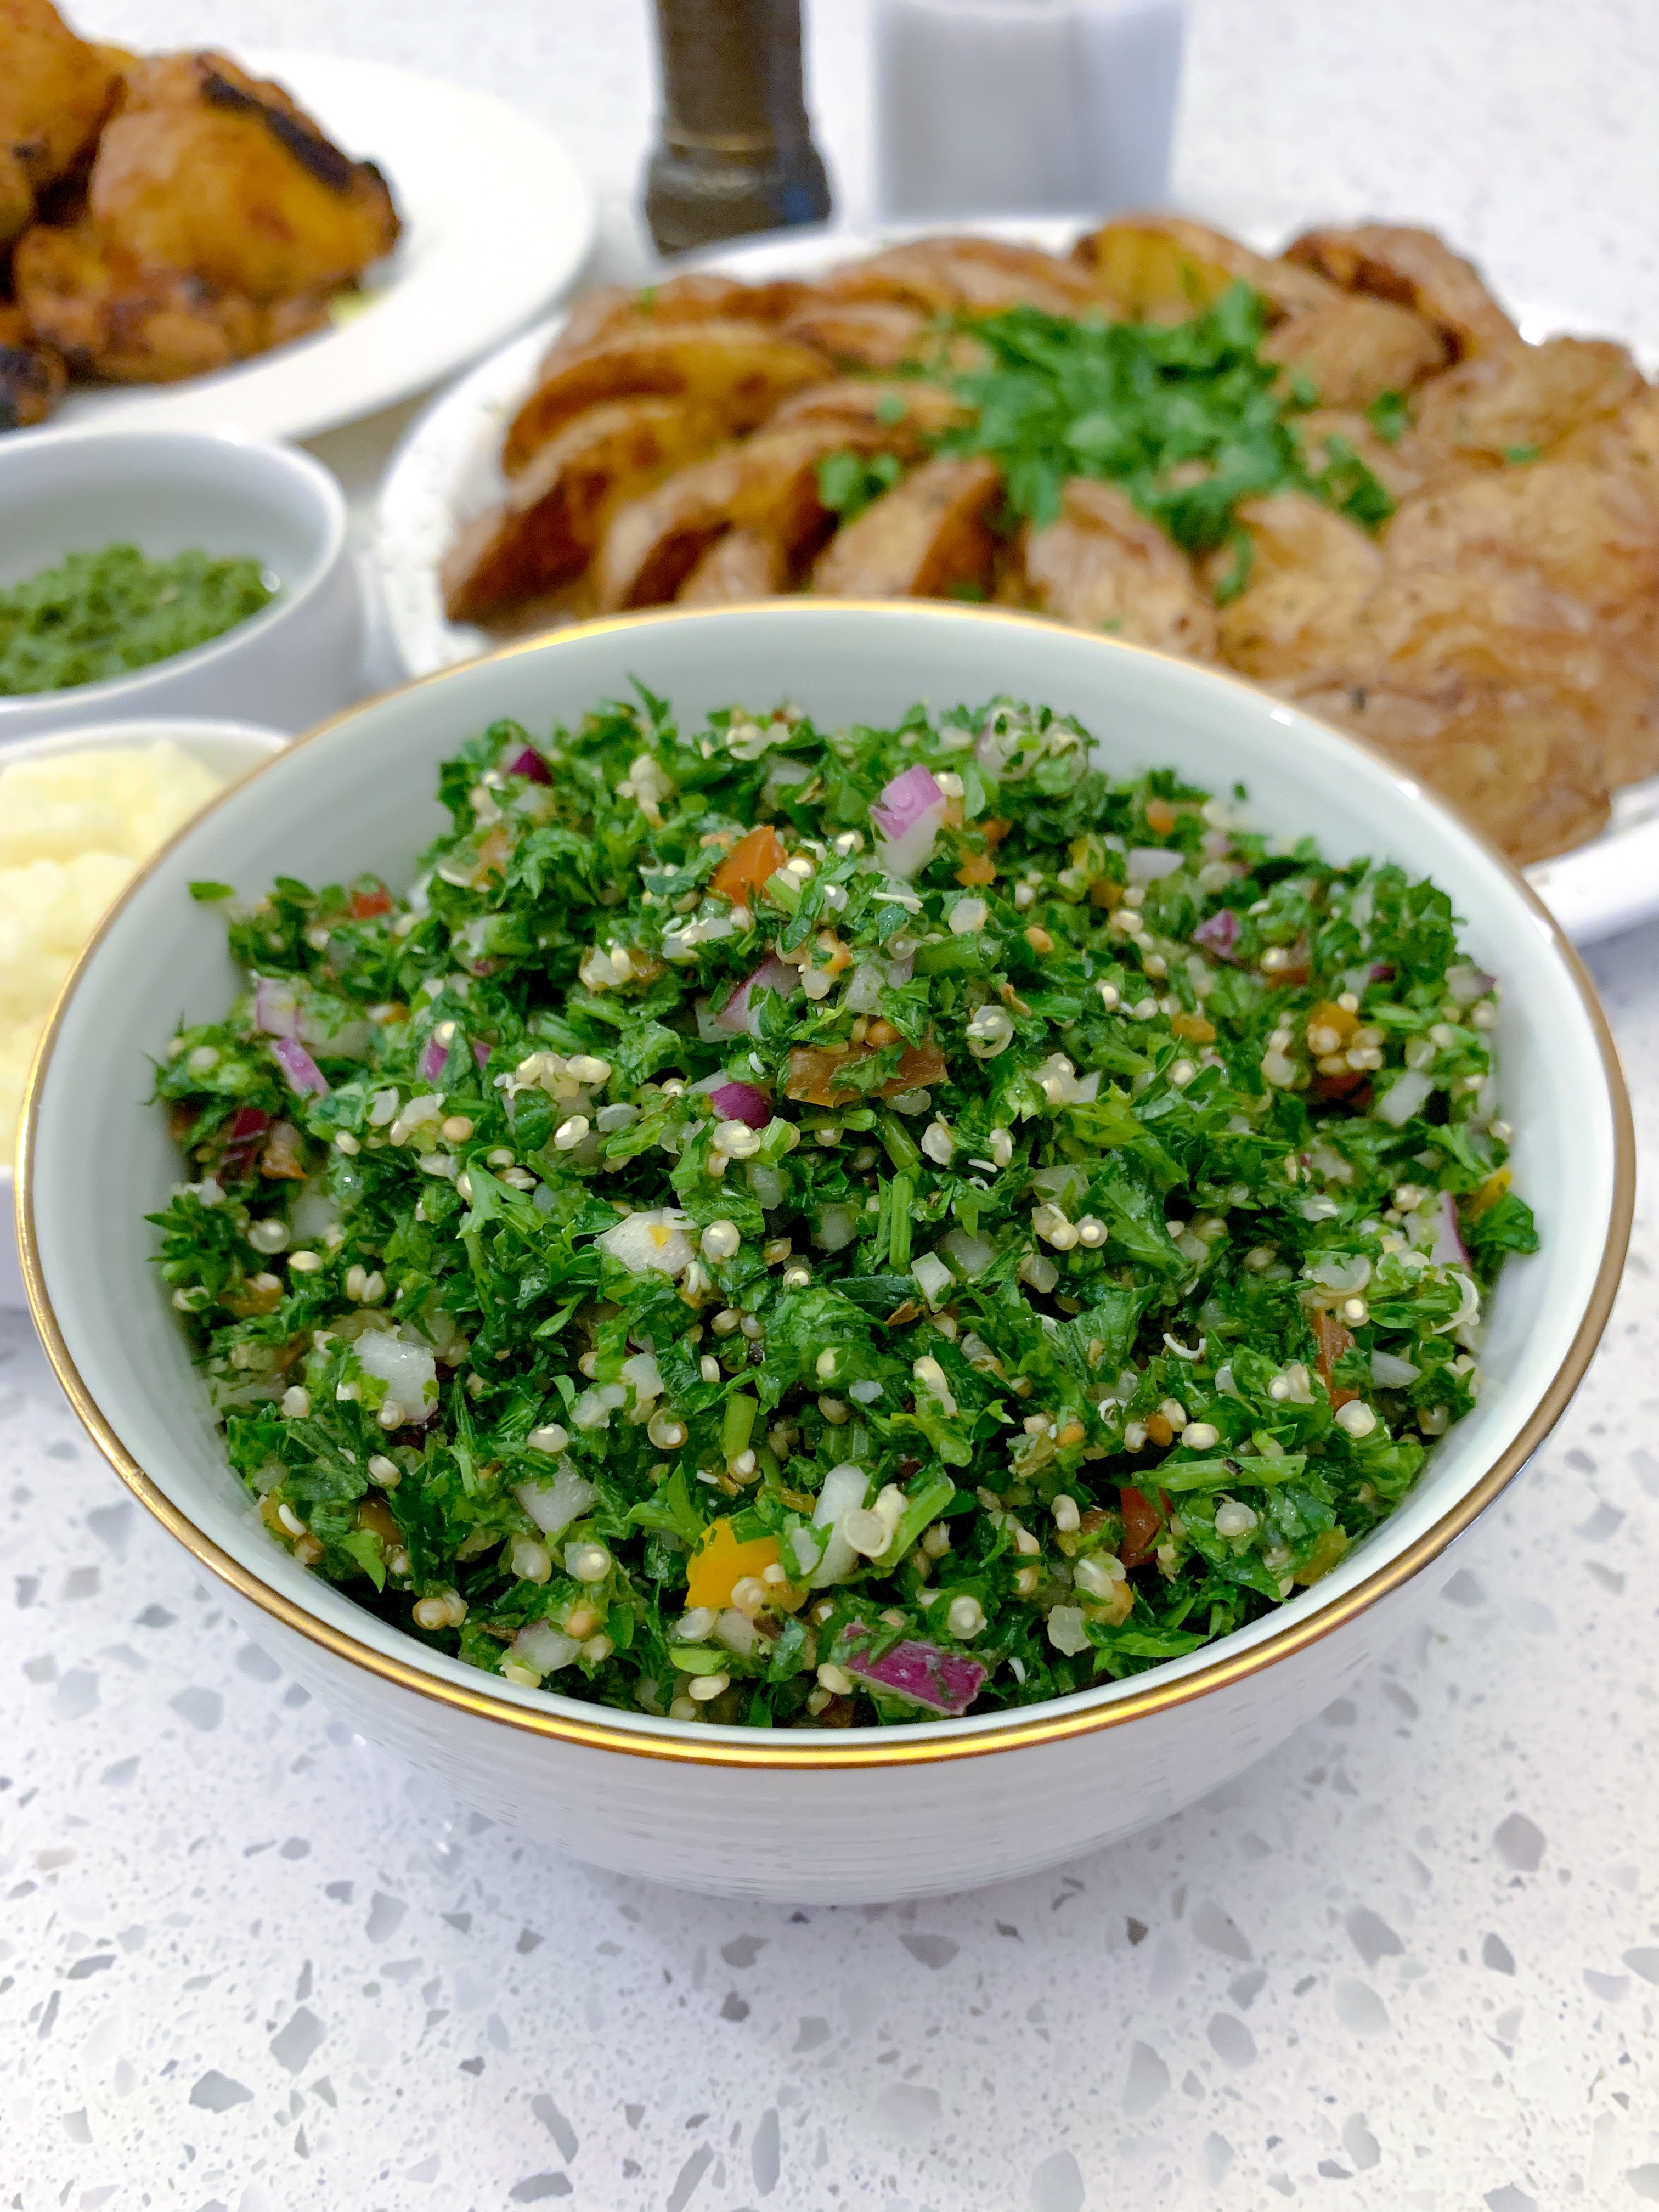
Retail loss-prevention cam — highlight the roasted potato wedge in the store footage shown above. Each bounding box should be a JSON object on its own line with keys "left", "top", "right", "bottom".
{"left": 1260, "top": 294, "right": 1446, "bottom": 409}
{"left": 764, "top": 376, "right": 968, "bottom": 448}
{"left": 1555, "top": 383, "right": 1659, "bottom": 520}
{"left": 0, "top": 300, "right": 66, "bottom": 426}
{"left": 1294, "top": 408, "right": 1429, "bottom": 505}
{"left": 441, "top": 397, "right": 729, "bottom": 624}
{"left": 535, "top": 273, "right": 808, "bottom": 379}
{"left": 811, "top": 235, "right": 1105, "bottom": 318}
{"left": 1384, "top": 461, "right": 1659, "bottom": 634}
{"left": 1280, "top": 669, "right": 1611, "bottom": 864}
{"left": 1015, "top": 478, "right": 1218, "bottom": 659}
{"left": 1282, "top": 223, "right": 1518, "bottom": 360}
{"left": 1071, "top": 215, "right": 1334, "bottom": 321}
{"left": 1397, "top": 337, "right": 1645, "bottom": 475}
{"left": 1209, "top": 492, "right": 1383, "bottom": 679}
{"left": 812, "top": 455, "right": 1002, "bottom": 601}
{"left": 592, "top": 421, "right": 890, "bottom": 611}
{"left": 676, "top": 529, "right": 786, "bottom": 605}
{"left": 503, "top": 320, "right": 830, "bottom": 477}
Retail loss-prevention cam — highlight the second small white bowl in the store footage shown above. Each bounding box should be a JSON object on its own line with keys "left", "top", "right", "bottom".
{"left": 0, "top": 427, "right": 363, "bottom": 740}
{"left": 2, "top": 714, "right": 290, "bottom": 1310}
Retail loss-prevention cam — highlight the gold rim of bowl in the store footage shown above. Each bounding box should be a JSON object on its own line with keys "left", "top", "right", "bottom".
{"left": 15, "top": 600, "right": 1637, "bottom": 1769}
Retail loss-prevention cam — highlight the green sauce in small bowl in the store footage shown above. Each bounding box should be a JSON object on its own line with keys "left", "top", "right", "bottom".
{"left": 0, "top": 545, "right": 279, "bottom": 697}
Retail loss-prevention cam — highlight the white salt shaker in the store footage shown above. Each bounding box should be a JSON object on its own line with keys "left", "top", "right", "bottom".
{"left": 873, "top": 0, "right": 1186, "bottom": 224}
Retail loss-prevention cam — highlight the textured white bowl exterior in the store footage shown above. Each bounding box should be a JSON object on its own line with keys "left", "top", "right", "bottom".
{"left": 0, "top": 428, "right": 361, "bottom": 740}
{"left": 21, "top": 604, "right": 1627, "bottom": 1900}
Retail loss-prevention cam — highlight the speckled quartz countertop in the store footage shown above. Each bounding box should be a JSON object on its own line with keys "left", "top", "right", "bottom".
{"left": 8, "top": 4, "right": 1659, "bottom": 2208}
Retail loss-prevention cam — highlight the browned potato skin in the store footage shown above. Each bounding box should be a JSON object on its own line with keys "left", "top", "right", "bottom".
{"left": 86, "top": 53, "right": 398, "bottom": 302}
{"left": 764, "top": 376, "right": 968, "bottom": 448}
{"left": 812, "top": 455, "right": 1003, "bottom": 601}
{"left": 591, "top": 421, "right": 893, "bottom": 612}
{"left": 1261, "top": 294, "right": 1446, "bottom": 409}
{"left": 535, "top": 273, "right": 809, "bottom": 379}
{"left": 676, "top": 529, "right": 786, "bottom": 605}
{"left": 1071, "top": 215, "right": 1335, "bottom": 321}
{"left": 1397, "top": 337, "right": 1645, "bottom": 475}
{"left": 1014, "top": 478, "right": 1218, "bottom": 659}
{"left": 1294, "top": 407, "right": 1430, "bottom": 504}
{"left": 0, "top": 0, "right": 119, "bottom": 214}
{"left": 503, "top": 321, "right": 831, "bottom": 477}
{"left": 1282, "top": 224, "right": 1519, "bottom": 360}
{"left": 14, "top": 218, "right": 329, "bottom": 380}
{"left": 812, "top": 235, "right": 1107, "bottom": 318}
{"left": 441, "top": 397, "right": 731, "bottom": 624}
{"left": 1210, "top": 493, "right": 1383, "bottom": 680}
{"left": 1556, "top": 384, "right": 1659, "bottom": 521}
{"left": 0, "top": 299, "right": 66, "bottom": 425}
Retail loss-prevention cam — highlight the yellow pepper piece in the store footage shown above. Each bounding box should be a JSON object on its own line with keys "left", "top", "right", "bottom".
{"left": 1466, "top": 1167, "right": 1511, "bottom": 1220}
{"left": 686, "top": 1519, "right": 781, "bottom": 1611}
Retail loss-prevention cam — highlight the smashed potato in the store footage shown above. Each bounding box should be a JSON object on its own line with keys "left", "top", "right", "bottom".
{"left": 1014, "top": 478, "right": 1220, "bottom": 659}
{"left": 811, "top": 455, "right": 1002, "bottom": 601}
{"left": 1283, "top": 224, "right": 1519, "bottom": 359}
{"left": 1260, "top": 293, "right": 1446, "bottom": 409}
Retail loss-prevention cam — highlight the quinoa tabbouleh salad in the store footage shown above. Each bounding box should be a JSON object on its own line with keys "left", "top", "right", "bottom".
{"left": 150, "top": 690, "right": 1538, "bottom": 1728}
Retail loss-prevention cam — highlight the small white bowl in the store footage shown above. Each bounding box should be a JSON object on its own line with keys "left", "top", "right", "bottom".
{"left": 0, "top": 427, "right": 362, "bottom": 740}
{"left": 17, "top": 604, "right": 1632, "bottom": 1900}
{"left": 2, "top": 715, "right": 289, "bottom": 1308}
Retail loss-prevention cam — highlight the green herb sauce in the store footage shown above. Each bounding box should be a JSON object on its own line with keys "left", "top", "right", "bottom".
{"left": 0, "top": 545, "right": 276, "bottom": 696}
{"left": 151, "top": 692, "right": 1534, "bottom": 1728}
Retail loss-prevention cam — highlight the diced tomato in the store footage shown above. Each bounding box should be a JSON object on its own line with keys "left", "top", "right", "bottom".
{"left": 956, "top": 853, "right": 997, "bottom": 886}
{"left": 1312, "top": 1309, "right": 1358, "bottom": 1409}
{"left": 1170, "top": 1011, "right": 1216, "bottom": 1043}
{"left": 259, "top": 1119, "right": 307, "bottom": 1180}
{"left": 785, "top": 1037, "right": 948, "bottom": 1108}
{"left": 686, "top": 1519, "right": 783, "bottom": 1610}
{"left": 711, "top": 825, "right": 787, "bottom": 905}
{"left": 219, "top": 1105, "right": 269, "bottom": 1180}
{"left": 351, "top": 883, "right": 393, "bottom": 919}
{"left": 1118, "top": 1486, "right": 1164, "bottom": 1570}
{"left": 1144, "top": 798, "right": 1178, "bottom": 836}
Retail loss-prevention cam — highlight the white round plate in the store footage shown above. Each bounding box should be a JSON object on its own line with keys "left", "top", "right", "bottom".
{"left": 376, "top": 217, "right": 1656, "bottom": 944}
{"left": 41, "top": 53, "right": 595, "bottom": 447}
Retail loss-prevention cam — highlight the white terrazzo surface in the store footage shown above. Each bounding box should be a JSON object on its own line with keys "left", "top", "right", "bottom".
{"left": 8, "top": 3, "right": 1659, "bottom": 2205}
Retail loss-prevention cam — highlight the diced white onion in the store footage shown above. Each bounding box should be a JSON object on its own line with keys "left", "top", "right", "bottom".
{"left": 510, "top": 1622, "right": 580, "bottom": 1675}
{"left": 912, "top": 1252, "right": 955, "bottom": 1306}
{"left": 515, "top": 1467, "right": 596, "bottom": 1537}
{"left": 1374, "top": 1069, "right": 1434, "bottom": 1127}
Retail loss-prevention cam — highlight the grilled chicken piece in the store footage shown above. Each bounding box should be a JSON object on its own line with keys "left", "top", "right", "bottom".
{"left": 1260, "top": 294, "right": 1446, "bottom": 409}
{"left": 592, "top": 421, "right": 892, "bottom": 610}
{"left": 1282, "top": 224, "right": 1519, "bottom": 360}
{"left": 441, "top": 397, "right": 731, "bottom": 624}
{"left": 82, "top": 53, "right": 398, "bottom": 301}
{"left": 676, "top": 528, "right": 786, "bottom": 605}
{"left": 1015, "top": 478, "right": 1218, "bottom": 659}
{"left": 0, "top": 0, "right": 120, "bottom": 243}
{"left": 1071, "top": 215, "right": 1335, "bottom": 322}
{"left": 811, "top": 235, "right": 1106, "bottom": 318}
{"left": 15, "top": 218, "right": 329, "bottom": 381}
{"left": 0, "top": 299, "right": 65, "bottom": 424}
{"left": 503, "top": 320, "right": 830, "bottom": 478}
{"left": 812, "top": 455, "right": 1002, "bottom": 600}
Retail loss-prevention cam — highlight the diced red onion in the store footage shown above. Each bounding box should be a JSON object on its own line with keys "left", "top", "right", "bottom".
{"left": 506, "top": 745, "right": 551, "bottom": 784}
{"left": 253, "top": 977, "right": 298, "bottom": 1038}
{"left": 419, "top": 1034, "right": 450, "bottom": 1084}
{"left": 473, "top": 1039, "right": 492, "bottom": 1070}
{"left": 716, "top": 957, "right": 800, "bottom": 1037}
{"left": 1192, "top": 909, "right": 1244, "bottom": 963}
{"left": 708, "top": 1079, "right": 770, "bottom": 1130}
{"left": 221, "top": 1105, "right": 269, "bottom": 1177}
{"left": 271, "top": 1036, "right": 328, "bottom": 1098}
{"left": 1431, "top": 1190, "right": 1471, "bottom": 1269}
{"left": 842, "top": 1626, "right": 986, "bottom": 1717}
{"left": 1127, "top": 846, "right": 1183, "bottom": 884}
{"left": 1445, "top": 964, "right": 1496, "bottom": 1004}
{"left": 1369, "top": 961, "right": 1396, "bottom": 983}
{"left": 871, "top": 766, "right": 947, "bottom": 878}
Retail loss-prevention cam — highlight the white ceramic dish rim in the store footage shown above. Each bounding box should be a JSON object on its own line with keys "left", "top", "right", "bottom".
{"left": 16, "top": 602, "right": 1634, "bottom": 1769}
{"left": 2, "top": 716, "right": 291, "bottom": 1305}
{"left": 36, "top": 52, "right": 597, "bottom": 448}
{"left": 0, "top": 427, "right": 347, "bottom": 728}
{"left": 376, "top": 214, "right": 1659, "bottom": 945}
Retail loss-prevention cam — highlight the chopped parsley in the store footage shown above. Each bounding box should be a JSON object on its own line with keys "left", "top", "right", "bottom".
{"left": 932, "top": 285, "right": 1396, "bottom": 575}
{"left": 150, "top": 692, "right": 1532, "bottom": 1729}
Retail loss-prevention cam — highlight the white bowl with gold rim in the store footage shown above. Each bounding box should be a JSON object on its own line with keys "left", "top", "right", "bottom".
{"left": 16, "top": 603, "right": 1631, "bottom": 1901}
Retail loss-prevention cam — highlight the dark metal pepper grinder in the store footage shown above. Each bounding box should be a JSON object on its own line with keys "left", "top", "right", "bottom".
{"left": 644, "top": 0, "right": 832, "bottom": 257}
